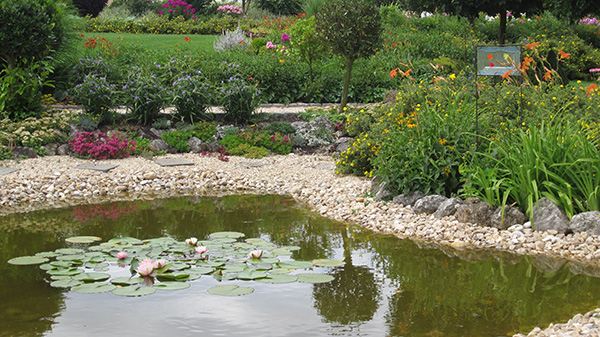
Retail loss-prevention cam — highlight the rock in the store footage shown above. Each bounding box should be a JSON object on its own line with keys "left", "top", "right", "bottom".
{"left": 188, "top": 137, "right": 204, "bottom": 153}
{"left": 57, "top": 144, "right": 72, "bottom": 156}
{"left": 12, "top": 146, "right": 38, "bottom": 158}
{"left": 149, "top": 128, "right": 165, "bottom": 138}
{"left": 392, "top": 191, "right": 425, "bottom": 207}
{"left": 531, "top": 197, "right": 570, "bottom": 234}
{"left": 455, "top": 200, "right": 494, "bottom": 227}
{"left": 291, "top": 118, "right": 334, "bottom": 147}
{"left": 434, "top": 198, "right": 463, "bottom": 218}
{"left": 335, "top": 137, "right": 354, "bottom": 153}
{"left": 490, "top": 205, "right": 526, "bottom": 230}
{"left": 413, "top": 195, "right": 448, "bottom": 215}
{"left": 373, "top": 180, "right": 391, "bottom": 201}
{"left": 143, "top": 172, "right": 157, "bottom": 180}
{"left": 570, "top": 211, "right": 600, "bottom": 236}
{"left": 531, "top": 255, "right": 567, "bottom": 273}
{"left": 43, "top": 143, "right": 58, "bottom": 156}
{"left": 149, "top": 139, "right": 172, "bottom": 153}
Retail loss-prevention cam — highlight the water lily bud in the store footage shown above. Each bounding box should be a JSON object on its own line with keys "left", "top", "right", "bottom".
{"left": 117, "top": 251, "right": 127, "bottom": 259}
{"left": 185, "top": 237, "right": 198, "bottom": 246}
{"left": 195, "top": 246, "right": 208, "bottom": 255}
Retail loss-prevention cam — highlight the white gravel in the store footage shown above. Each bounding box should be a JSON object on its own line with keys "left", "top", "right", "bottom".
{"left": 1, "top": 153, "right": 599, "bottom": 336}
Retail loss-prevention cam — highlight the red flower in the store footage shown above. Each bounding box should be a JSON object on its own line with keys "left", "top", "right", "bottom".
{"left": 184, "top": 36, "right": 191, "bottom": 42}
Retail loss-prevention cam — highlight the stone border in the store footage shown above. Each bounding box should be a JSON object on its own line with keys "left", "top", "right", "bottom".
{"left": 0, "top": 153, "right": 598, "bottom": 336}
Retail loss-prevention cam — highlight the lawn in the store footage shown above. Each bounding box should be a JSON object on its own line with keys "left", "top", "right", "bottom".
{"left": 79, "top": 32, "right": 218, "bottom": 53}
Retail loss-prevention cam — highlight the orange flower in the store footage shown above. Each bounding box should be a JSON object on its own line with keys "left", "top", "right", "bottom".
{"left": 586, "top": 83, "right": 598, "bottom": 95}
{"left": 558, "top": 49, "right": 570, "bottom": 59}
{"left": 543, "top": 71, "right": 553, "bottom": 81}
{"left": 501, "top": 70, "right": 513, "bottom": 78}
{"left": 390, "top": 68, "right": 399, "bottom": 78}
{"left": 525, "top": 41, "right": 540, "bottom": 50}
{"left": 401, "top": 68, "right": 412, "bottom": 77}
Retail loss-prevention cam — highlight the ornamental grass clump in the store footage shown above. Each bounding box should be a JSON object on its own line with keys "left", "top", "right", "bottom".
{"left": 220, "top": 76, "right": 261, "bottom": 124}
{"left": 213, "top": 26, "right": 250, "bottom": 52}
{"left": 122, "top": 70, "right": 169, "bottom": 125}
{"left": 172, "top": 71, "right": 213, "bottom": 123}
{"left": 74, "top": 74, "right": 117, "bottom": 124}
{"left": 69, "top": 132, "right": 136, "bottom": 160}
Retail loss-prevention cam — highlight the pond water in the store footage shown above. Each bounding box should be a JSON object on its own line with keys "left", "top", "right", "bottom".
{"left": 2, "top": 194, "right": 600, "bottom": 337}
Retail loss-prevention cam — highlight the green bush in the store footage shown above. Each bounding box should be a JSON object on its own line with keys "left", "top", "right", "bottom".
{"left": 72, "top": 0, "right": 108, "bottom": 18}
{"left": 161, "top": 130, "right": 192, "bottom": 152}
{"left": 172, "top": 72, "right": 213, "bottom": 123}
{"left": 220, "top": 130, "right": 293, "bottom": 157}
{"left": 261, "top": 122, "right": 295, "bottom": 136}
{"left": 254, "top": 0, "right": 302, "bottom": 15}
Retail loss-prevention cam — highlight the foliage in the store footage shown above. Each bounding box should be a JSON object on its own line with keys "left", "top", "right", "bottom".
{"left": 161, "top": 122, "right": 216, "bottom": 152}
{"left": 172, "top": 71, "right": 213, "bottom": 123}
{"left": 220, "top": 75, "right": 262, "bottom": 124}
{"left": 220, "top": 130, "right": 294, "bottom": 157}
{"left": 543, "top": 0, "right": 598, "bottom": 23}
{"left": 69, "top": 131, "right": 136, "bottom": 160}
{"left": 73, "top": 74, "right": 118, "bottom": 124}
{"left": 0, "top": 110, "right": 72, "bottom": 148}
{"left": 0, "top": 62, "right": 53, "bottom": 122}
{"left": 72, "top": 0, "right": 108, "bottom": 18}
{"left": 213, "top": 26, "right": 250, "bottom": 52}
{"left": 122, "top": 70, "right": 169, "bottom": 125}
{"left": 261, "top": 122, "right": 296, "bottom": 136}
{"left": 157, "top": 0, "right": 198, "bottom": 20}
{"left": 254, "top": 0, "right": 303, "bottom": 16}
{"left": 111, "top": 0, "right": 155, "bottom": 17}
{"left": 131, "top": 136, "right": 163, "bottom": 157}
{"left": 289, "top": 16, "right": 328, "bottom": 82}
{"left": 316, "top": 0, "right": 382, "bottom": 111}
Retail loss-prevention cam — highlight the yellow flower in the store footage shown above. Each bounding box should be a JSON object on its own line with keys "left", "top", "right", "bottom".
{"left": 279, "top": 59, "right": 285, "bottom": 63}
{"left": 449, "top": 74, "right": 456, "bottom": 80}
{"left": 439, "top": 138, "right": 447, "bottom": 145}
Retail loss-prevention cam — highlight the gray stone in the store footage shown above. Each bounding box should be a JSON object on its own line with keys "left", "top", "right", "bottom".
{"left": 455, "top": 200, "right": 495, "bottom": 227}
{"left": 187, "top": 137, "right": 204, "bottom": 153}
{"left": 154, "top": 158, "right": 194, "bottom": 167}
{"left": 373, "top": 180, "right": 391, "bottom": 201}
{"left": 392, "top": 191, "right": 426, "bottom": 207}
{"left": 434, "top": 198, "right": 464, "bottom": 219}
{"left": 291, "top": 119, "right": 334, "bottom": 147}
{"left": 531, "top": 197, "right": 570, "bottom": 234}
{"left": 413, "top": 195, "right": 448, "bottom": 215}
{"left": 75, "top": 163, "right": 118, "bottom": 172}
{"left": 149, "top": 128, "right": 165, "bottom": 138}
{"left": 57, "top": 144, "right": 71, "bottom": 156}
{"left": 491, "top": 205, "right": 527, "bottom": 230}
{"left": 334, "top": 137, "right": 354, "bottom": 153}
{"left": 569, "top": 211, "right": 600, "bottom": 235}
{"left": 149, "top": 139, "right": 172, "bottom": 153}
{"left": 531, "top": 255, "right": 567, "bottom": 273}
{"left": 240, "top": 161, "right": 267, "bottom": 168}
{"left": 43, "top": 143, "right": 58, "bottom": 156}
{"left": 0, "top": 167, "right": 19, "bottom": 176}
{"left": 12, "top": 146, "right": 37, "bottom": 158}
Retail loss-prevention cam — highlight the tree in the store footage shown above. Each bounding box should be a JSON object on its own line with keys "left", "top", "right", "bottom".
{"left": 316, "top": 0, "right": 382, "bottom": 112}
{"left": 289, "top": 16, "right": 328, "bottom": 83}
{"left": 406, "top": 0, "right": 544, "bottom": 45}
{"left": 71, "top": 0, "right": 108, "bottom": 17}
{"left": 543, "top": 0, "right": 598, "bottom": 23}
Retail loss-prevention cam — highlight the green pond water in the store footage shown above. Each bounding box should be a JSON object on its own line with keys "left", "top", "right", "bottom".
{"left": 2, "top": 194, "right": 600, "bottom": 337}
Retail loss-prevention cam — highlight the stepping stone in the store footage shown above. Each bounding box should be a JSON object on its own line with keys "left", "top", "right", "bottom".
{"left": 0, "top": 167, "right": 19, "bottom": 176}
{"left": 154, "top": 158, "right": 194, "bottom": 167}
{"left": 313, "top": 163, "right": 335, "bottom": 170}
{"left": 240, "top": 161, "right": 267, "bottom": 168}
{"left": 75, "top": 163, "right": 118, "bottom": 172}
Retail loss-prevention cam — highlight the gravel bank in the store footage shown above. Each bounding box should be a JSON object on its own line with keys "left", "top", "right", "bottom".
{"left": 1, "top": 153, "right": 599, "bottom": 336}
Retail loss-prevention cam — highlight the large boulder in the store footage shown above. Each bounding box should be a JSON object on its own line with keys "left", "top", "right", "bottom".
{"left": 569, "top": 211, "right": 600, "bottom": 235}
{"left": 455, "top": 199, "right": 494, "bottom": 227}
{"left": 434, "top": 198, "right": 464, "bottom": 219}
{"left": 413, "top": 195, "right": 448, "bottom": 215}
{"left": 490, "top": 205, "right": 527, "bottom": 230}
{"left": 12, "top": 146, "right": 37, "bottom": 159}
{"left": 187, "top": 137, "right": 204, "bottom": 153}
{"left": 149, "top": 139, "right": 173, "bottom": 153}
{"left": 531, "top": 197, "right": 570, "bottom": 234}
{"left": 392, "top": 191, "right": 425, "bottom": 207}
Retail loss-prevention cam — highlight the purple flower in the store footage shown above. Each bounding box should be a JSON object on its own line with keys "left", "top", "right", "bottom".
{"left": 281, "top": 33, "right": 290, "bottom": 42}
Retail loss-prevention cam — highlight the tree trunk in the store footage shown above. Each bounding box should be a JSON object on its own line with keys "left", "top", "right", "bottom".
{"left": 499, "top": 9, "right": 507, "bottom": 45}
{"left": 340, "top": 57, "right": 354, "bottom": 113}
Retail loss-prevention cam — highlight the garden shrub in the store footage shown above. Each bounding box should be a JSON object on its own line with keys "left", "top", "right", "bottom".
{"left": 220, "top": 130, "right": 293, "bottom": 157}
{"left": 172, "top": 72, "right": 213, "bottom": 123}
{"left": 69, "top": 131, "right": 136, "bottom": 160}
{"left": 111, "top": 0, "right": 155, "bottom": 17}
{"left": 0, "top": 109, "right": 72, "bottom": 148}
{"left": 74, "top": 74, "right": 118, "bottom": 124}
{"left": 254, "top": 0, "right": 302, "bottom": 16}
{"left": 72, "top": 0, "right": 108, "bottom": 18}
{"left": 161, "top": 129, "right": 193, "bottom": 152}
{"left": 261, "top": 122, "right": 296, "bottom": 136}
{"left": 213, "top": 26, "right": 250, "bottom": 52}
{"left": 122, "top": 69, "right": 169, "bottom": 124}
{"left": 220, "top": 76, "right": 262, "bottom": 124}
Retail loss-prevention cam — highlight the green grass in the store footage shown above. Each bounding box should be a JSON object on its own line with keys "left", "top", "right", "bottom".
{"left": 79, "top": 32, "right": 218, "bottom": 53}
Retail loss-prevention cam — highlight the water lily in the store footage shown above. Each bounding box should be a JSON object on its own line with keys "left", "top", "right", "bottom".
{"left": 153, "top": 259, "right": 167, "bottom": 269}
{"left": 249, "top": 249, "right": 263, "bottom": 259}
{"left": 117, "top": 251, "right": 127, "bottom": 259}
{"left": 195, "top": 246, "right": 208, "bottom": 254}
{"left": 185, "top": 237, "right": 198, "bottom": 246}
{"left": 137, "top": 260, "right": 155, "bottom": 276}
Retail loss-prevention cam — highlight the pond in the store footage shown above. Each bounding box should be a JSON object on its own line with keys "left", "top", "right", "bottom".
{"left": 2, "top": 194, "right": 600, "bottom": 337}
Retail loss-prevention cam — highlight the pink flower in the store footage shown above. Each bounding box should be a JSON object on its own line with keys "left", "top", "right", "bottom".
{"left": 281, "top": 33, "right": 290, "bottom": 42}
{"left": 195, "top": 246, "right": 208, "bottom": 254}
{"left": 137, "top": 260, "right": 154, "bottom": 276}
{"left": 158, "top": 10, "right": 163, "bottom": 15}
{"left": 266, "top": 41, "right": 277, "bottom": 49}
{"left": 117, "top": 251, "right": 127, "bottom": 259}
{"left": 153, "top": 259, "right": 167, "bottom": 269}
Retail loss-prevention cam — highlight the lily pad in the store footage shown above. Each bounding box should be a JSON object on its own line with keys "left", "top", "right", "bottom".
{"left": 257, "top": 274, "right": 298, "bottom": 284}
{"left": 55, "top": 248, "right": 85, "bottom": 255}
{"left": 112, "top": 285, "right": 156, "bottom": 297}
{"left": 72, "top": 283, "right": 116, "bottom": 294}
{"left": 312, "top": 259, "right": 344, "bottom": 267}
{"left": 207, "top": 285, "right": 254, "bottom": 296}
{"left": 154, "top": 281, "right": 191, "bottom": 291}
{"left": 66, "top": 236, "right": 102, "bottom": 243}
{"left": 190, "top": 267, "right": 214, "bottom": 275}
{"left": 36, "top": 251, "right": 59, "bottom": 258}
{"left": 108, "top": 237, "right": 142, "bottom": 245}
{"left": 39, "top": 263, "right": 56, "bottom": 271}
{"left": 270, "top": 248, "right": 292, "bottom": 256}
{"left": 56, "top": 254, "right": 85, "bottom": 261}
{"left": 277, "top": 261, "right": 314, "bottom": 269}
{"left": 50, "top": 279, "right": 83, "bottom": 288}
{"left": 156, "top": 272, "right": 190, "bottom": 281}
{"left": 209, "top": 231, "right": 245, "bottom": 239}
{"left": 8, "top": 256, "right": 49, "bottom": 265}
{"left": 237, "top": 269, "right": 267, "bottom": 280}
{"left": 48, "top": 268, "right": 83, "bottom": 277}
{"left": 247, "top": 257, "right": 279, "bottom": 264}
{"left": 296, "top": 273, "right": 335, "bottom": 284}
{"left": 110, "top": 277, "right": 144, "bottom": 286}
{"left": 73, "top": 272, "right": 111, "bottom": 283}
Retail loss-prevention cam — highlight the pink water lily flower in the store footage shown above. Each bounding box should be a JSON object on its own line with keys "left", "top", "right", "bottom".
{"left": 137, "top": 260, "right": 155, "bottom": 276}
{"left": 249, "top": 249, "right": 263, "bottom": 259}
{"left": 153, "top": 259, "right": 167, "bottom": 269}
{"left": 195, "top": 246, "right": 208, "bottom": 254}
{"left": 117, "top": 251, "right": 127, "bottom": 259}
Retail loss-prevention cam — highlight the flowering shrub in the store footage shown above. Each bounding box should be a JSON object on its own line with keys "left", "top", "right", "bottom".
{"left": 216, "top": 5, "right": 243, "bottom": 16}
{"left": 158, "top": 0, "right": 197, "bottom": 20}
{"left": 0, "top": 110, "right": 71, "bottom": 148}
{"left": 70, "top": 132, "right": 136, "bottom": 160}
{"left": 74, "top": 74, "right": 117, "bottom": 123}
{"left": 220, "top": 75, "right": 261, "bottom": 124}
{"left": 122, "top": 70, "right": 169, "bottom": 125}
{"left": 172, "top": 71, "right": 213, "bottom": 123}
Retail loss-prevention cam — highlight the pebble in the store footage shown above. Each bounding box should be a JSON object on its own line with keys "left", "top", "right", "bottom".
{"left": 1, "top": 153, "right": 600, "bottom": 336}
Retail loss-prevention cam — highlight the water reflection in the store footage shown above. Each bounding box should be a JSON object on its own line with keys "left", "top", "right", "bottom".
{"left": 1, "top": 194, "right": 600, "bottom": 336}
